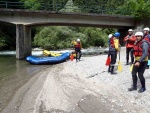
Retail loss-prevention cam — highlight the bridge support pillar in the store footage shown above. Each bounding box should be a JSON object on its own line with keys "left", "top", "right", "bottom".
{"left": 16, "top": 24, "right": 31, "bottom": 59}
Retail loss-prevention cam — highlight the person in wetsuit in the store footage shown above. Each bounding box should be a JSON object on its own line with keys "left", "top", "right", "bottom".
{"left": 128, "top": 31, "right": 150, "bottom": 93}
{"left": 74, "top": 39, "right": 82, "bottom": 62}
{"left": 108, "top": 32, "right": 120, "bottom": 74}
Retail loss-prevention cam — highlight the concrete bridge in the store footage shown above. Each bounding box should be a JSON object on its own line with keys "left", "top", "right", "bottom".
{"left": 0, "top": 9, "right": 149, "bottom": 59}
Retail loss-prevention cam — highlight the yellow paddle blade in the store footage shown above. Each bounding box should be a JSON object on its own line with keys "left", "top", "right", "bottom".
{"left": 118, "top": 61, "right": 122, "bottom": 71}
{"left": 130, "top": 64, "right": 133, "bottom": 72}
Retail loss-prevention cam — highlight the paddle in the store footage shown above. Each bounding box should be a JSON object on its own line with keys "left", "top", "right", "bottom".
{"left": 117, "top": 50, "right": 122, "bottom": 72}
{"left": 130, "top": 64, "right": 133, "bottom": 72}
{"left": 105, "top": 56, "right": 111, "bottom": 66}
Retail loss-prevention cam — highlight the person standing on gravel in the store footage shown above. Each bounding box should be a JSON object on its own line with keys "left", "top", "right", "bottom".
{"left": 107, "top": 34, "right": 113, "bottom": 73}
{"left": 128, "top": 31, "right": 149, "bottom": 93}
{"left": 108, "top": 32, "right": 120, "bottom": 74}
{"left": 124, "top": 29, "right": 136, "bottom": 65}
{"left": 74, "top": 39, "right": 82, "bottom": 62}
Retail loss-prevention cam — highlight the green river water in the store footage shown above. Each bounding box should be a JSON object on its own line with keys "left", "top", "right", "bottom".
{"left": 0, "top": 54, "right": 50, "bottom": 112}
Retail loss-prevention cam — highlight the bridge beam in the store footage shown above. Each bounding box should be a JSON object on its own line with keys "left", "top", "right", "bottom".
{"left": 16, "top": 24, "right": 31, "bottom": 59}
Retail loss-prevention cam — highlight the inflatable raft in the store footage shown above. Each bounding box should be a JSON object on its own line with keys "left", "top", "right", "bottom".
{"left": 26, "top": 52, "right": 70, "bottom": 64}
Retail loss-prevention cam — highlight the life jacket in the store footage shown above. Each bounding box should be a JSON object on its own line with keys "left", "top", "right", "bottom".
{"left": 109, "top": 37, "right": 120, "bottom": 52}
{"left": 114, "top": 38, "right": 120, "bottom": 51}
{"left": 109, "top": 37, "right": 114, "bottom": 47}
{"left": 75, "top": 42, "right": 81, "bottom": 48}
{"left": 133, "top": 39, "right": 150, "bottom": 57}
{"left": 124, "top": 35, "right": 136, "bottom": 48}
{"left": 144, "top": 34, "right": 150, "bottom": 43}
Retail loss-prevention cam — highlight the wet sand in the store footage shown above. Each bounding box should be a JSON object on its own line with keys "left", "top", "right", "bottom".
{"left": 1, "top": 47, "right": 150, "bottom": 113}
{"left": 1, "top": 64, "right": 113, "bottom": 113}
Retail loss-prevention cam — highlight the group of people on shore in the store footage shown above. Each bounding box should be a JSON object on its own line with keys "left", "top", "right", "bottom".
{"left": 108, "top": 27, "right": 150, "bottom": 93}
{"left": 72, "top": 27, "right": 150, "bottom": 93}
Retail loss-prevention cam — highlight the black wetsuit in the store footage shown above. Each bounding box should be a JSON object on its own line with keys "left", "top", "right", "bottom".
{"left": 108, "top": 44, "right": 117, "bottom": 74}
{"left": 75, "top": 48, "right": 82, "bottom": 61}
{"left": 75, "top": 42, "right": 82, "bottom": 61}
{"left": 132, "top": 40, "right": 149, "bottom": 90}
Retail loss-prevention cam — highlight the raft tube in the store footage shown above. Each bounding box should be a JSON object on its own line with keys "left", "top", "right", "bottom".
{"left": 26, "top": 52, "right": 70, "bottom": 64}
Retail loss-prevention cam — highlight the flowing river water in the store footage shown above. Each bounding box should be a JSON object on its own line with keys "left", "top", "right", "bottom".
{"left": 0, "top": 51, "right": 50, "bottom": 112}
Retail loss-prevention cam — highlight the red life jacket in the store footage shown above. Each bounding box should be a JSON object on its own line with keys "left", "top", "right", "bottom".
{"left": 75, "top": 42, "right": 81, "bottom": 48}
{"left": 133, "top": 41, "right": 143, "bottom": 57}
{"left": 124, "top": 35, "right": 136, "bottom": 48}
{"left": 109, "top": 37, "right": 115, "bottom": 48}
{"left": 144, "top": 35, "right": 150, "bottom": 42}
{"left": 133, "top": 39, "right": 150, "bottom": 57}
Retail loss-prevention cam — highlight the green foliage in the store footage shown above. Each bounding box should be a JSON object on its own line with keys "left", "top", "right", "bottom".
{"left": 33, "top": 26, "right": 110, "bottom": 49}
{"left": 134, "top": 0, "right": 150, "bottom": 20}
{"left": 20, "top": 0, "right": 68, "bottom": 11}
{"left": 0, "top": 30, "right": 8, "bottom": 49}
{"left": 117, "top": 0, "right": 150, "bottom": 20}
{"left": 72, "top": 0, "right": 125, "bottom": 14}
{"left": 0, "top": 23, "right": 16, "bottom": 50}
{"left": 33, "top": 26, "right": 73, "bottom": 49}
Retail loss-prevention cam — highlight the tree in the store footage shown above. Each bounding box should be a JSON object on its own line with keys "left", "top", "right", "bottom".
{"left": 33, "top": 26, "right": 110, "bottom": 49}
{"left": 117, "top": 0, "right": 150, "bottom": 20}
{"left": 20, "top": 0, "right": 68, "bottom": 11}
{"left": 72, "top": 0, "right": 125, "bottom": 14}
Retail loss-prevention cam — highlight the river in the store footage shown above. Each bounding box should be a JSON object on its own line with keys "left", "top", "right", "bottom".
{"left": 0, "top": 51, "right": 50, "bottom": 112}
{"left": 0, "top": 48, "right": 111, "bottom": 113}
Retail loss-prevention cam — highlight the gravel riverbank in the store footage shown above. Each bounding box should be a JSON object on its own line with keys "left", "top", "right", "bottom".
{"left": 2, "top": 47, "right": 150, "bottom": 113}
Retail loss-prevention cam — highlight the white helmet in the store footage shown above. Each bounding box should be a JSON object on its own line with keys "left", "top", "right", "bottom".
{"left": 135, "top": 32, "right": 143, "bottom": 36}
{"left": 108, "top": 34, "right": 113, "bottom": 39}
{"left": 77, "top": 39, "right": 80, "bottom": 42}
{"left": 128, "top": 29, "right": 133, "bottom": 32}
{"left": 143, "top": 27, "right": 150, "bottom": 31}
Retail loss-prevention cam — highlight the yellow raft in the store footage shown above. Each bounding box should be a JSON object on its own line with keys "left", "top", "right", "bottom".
{"left": 43, "top": 50, "right": 76, "bottom": 58}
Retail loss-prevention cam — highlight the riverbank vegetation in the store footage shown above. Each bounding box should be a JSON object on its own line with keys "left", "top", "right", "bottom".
{"left": 0, "top": 0, "right": 150, "bottom": 50}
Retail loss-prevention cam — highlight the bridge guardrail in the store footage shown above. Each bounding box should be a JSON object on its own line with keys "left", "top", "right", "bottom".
{"left": 0, "top": 1, "right": 132, "bottom": 16}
